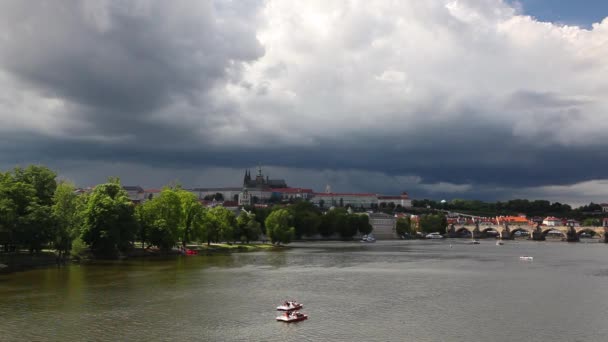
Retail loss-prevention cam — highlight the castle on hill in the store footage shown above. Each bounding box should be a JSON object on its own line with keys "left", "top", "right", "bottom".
{"left": 243, "top": 166, "right": 287, "bottom": 189}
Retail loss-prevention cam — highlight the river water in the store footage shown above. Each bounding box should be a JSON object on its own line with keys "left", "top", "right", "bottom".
{"left": 2, "top": 240, "right": 608, "bottom": 341}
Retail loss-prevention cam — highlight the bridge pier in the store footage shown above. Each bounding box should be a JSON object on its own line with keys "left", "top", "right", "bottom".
{"left": 566, "top": 225, "right": 579, "bottom": 242}
{"left": 531, "top": 224, "right": 545, "bottom": 241}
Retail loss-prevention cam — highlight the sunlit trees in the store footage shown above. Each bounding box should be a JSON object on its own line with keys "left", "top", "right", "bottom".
{"left": 139, "top": 188, "right": 182, "bottom": 251}
{"left": 202, "top": 206, "right": 236, "bottom": 244}
{"left": 236, "top": 210, "right": 262, "bottom": 243}
{"left": 80, "top": 179, "right": 136, "bottom": 257}
{"left": 178, "top": 190, "right": 205, "bottom": 246}
{"left": 52, "top": 181, "right": 84, "bottom": 256}
{"left": 0, "top": 166, "right": 58, "bottom": 254}
{"left": 265, "top": 209, "right": 295, "bottom": 245}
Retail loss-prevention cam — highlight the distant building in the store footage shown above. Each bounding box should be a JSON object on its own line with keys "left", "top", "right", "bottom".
{"left": 144, "top": 189, "right": 161, "bottom": 201}
{"left": 238, "top": 188, "right": 251, "bottom": 206}
{"left": 122, "top": 185, "right": 145, "bottom": 203}
{"left": 603, "top": 218, "right": 608, "bottom": 227}
{"left": 311, "top": 193, "right": 377, "bottom": 209}
{"left": 270, "top": 187, "right": 314, "bottom": 201}
{"left": 377, "top": 192, "right": 412, "bottom": 208}
{"left": 542, "top": 216, "right": 562, "bottom": 226}
{"left": 496, "top": 215, "right": 529, "bottom": 226}
{"left": 601, "top": 203, "right": 608, "bottom": 213}
{"left": 368, "top": 212, "right": 397, "bottom": 239}
{"left": 243, "top": 166, "right": 287, "bottom": 189}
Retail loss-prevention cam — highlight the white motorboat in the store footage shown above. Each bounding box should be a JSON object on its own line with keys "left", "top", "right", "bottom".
{"left": 470, "top": 240, "right": 480, "bottom": 245}
{"left": 519, "top": 256, "right": 533, "bottom": 261}
{"left": 496, "top": 241, "right": 504, "bottom": 246}
{"left": 361, "top": 234, "right": 376, "bottom": 243}
{"left": 425, "top": 232, "right": 443, "bottom": 239}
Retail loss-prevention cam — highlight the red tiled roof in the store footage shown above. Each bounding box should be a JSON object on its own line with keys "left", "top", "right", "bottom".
{"left": 270, "top": 188, "right": 313, "bottom": 193}
{"left": 313, "top": 193, "right": 377, "bottom": 197}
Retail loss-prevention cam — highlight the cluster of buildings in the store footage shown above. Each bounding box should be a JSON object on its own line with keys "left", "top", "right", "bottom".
{"left": 447, "top": 213, "right": 608, "bottom": 228}
{"left": 119, "top": 166, "right": 413, "bottom": 210}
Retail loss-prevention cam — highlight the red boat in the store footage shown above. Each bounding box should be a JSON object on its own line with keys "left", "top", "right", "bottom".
{"left": 185, "top": 249, "right": 198, "bottom": 256}
{"left": 276, "top": 311, "right": 308, "bottom": 323}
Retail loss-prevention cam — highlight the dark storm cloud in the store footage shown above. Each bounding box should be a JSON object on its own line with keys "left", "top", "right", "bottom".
{"left": 0, "top": 1, "right": 264, "bottom": 137}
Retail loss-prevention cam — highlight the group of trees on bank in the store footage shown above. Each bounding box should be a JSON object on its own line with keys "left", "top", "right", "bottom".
{"left": 413, "top": 199, "right": 605, "bottom": 220}
{"left": 1, "top": 165, "right": 376, "bottom": 259}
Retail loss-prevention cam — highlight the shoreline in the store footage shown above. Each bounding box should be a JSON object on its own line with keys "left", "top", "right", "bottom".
{"left": 0, "top": 243, "right": 287, "bottom": 275}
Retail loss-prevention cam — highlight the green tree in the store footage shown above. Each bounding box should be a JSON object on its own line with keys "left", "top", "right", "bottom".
{"left": 143, "top": 188, "right": 182, "bottom": 251}
{"left": 13, "top": 165, "right": 57, "bottom": 206}
{"left": 356, "top": 214, "right": 372, "bottom": 235}
{"left": 265, "top": 209, "right": 295, "bottom": 245}
{"left": 178, "top": 190, "right": 205, "bottom": 246}
{"left": 52, "top": 181, "right": 84, "bottom": 256}
{"left": 396, "top": 217, "right": 413, "bottom": 236}
{"left": 0, "top": 166, "right": 58, "bottom": 253}
{"left": 80, "top": 179, "right": 136, "bottom": 257}
{"left": 236, "top": 210, "right": 262, "bottom": 243}
{"left": 582, "top": 218, "right": 600, "bottom": 227}
{"left": 202, "top": 206, "right": 236, "bottom": 244}
{"left": 419, "top": 214, "right": 447, "bottom": 234}
{"left": 289, "top": 201, "right": 321, "bottom": 237}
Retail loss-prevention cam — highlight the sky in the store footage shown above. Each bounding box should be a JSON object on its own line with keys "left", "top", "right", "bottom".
{"left": 0, "top": 0, "right": 607, "bottom": 206}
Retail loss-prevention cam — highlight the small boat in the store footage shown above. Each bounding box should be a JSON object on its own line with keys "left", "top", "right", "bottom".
{"left": 186, "top": 249, "right": 198, "bottom": 256}
{"left": 276, "top": 311, "right": 308, "bottom": 323}
{"left": 276, "top": 301, "right": 303, "bottom": 311}
{"left": 470, "top": 240, "right": 480, "bottom": 245}
{"left": 519, "top": 256, "right": 533, "bottom": 261}
{"left": 496, "top": 241, "right": 504, "bottom": 246}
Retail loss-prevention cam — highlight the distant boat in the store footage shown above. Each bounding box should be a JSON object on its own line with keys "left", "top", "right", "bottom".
{"left": 276, "top": 301, "right": 303, "bottom": 311}
{"left": 425, "top": 232, "right": 443, "bottom": 239}
{"left": 361, "top": 234, "right": 376, "bottom": 243}
{"left": 276, "top": 311, "right": 308, "bottom": 323}
{"left": 496, "top": 241, "right": 504, "bottom": 246}
{"left": 519, "top": 256, "right": 533, "bottom": 261}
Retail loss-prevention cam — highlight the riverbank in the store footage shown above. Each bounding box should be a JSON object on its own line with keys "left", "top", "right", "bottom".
{"left": 0, "top": 243, "right": 286, "bottom": 275}
{"left": 0, "top": 252, "right": 61, "bottom": 274}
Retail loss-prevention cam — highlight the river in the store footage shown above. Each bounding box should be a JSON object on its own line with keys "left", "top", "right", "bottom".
{"left": 2, "top": 240, "right": 608, "bottom": 341}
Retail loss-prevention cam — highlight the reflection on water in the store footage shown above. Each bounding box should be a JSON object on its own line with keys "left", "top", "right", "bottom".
{"left": 2, "top": 240, "right": 608, "bottom": 342}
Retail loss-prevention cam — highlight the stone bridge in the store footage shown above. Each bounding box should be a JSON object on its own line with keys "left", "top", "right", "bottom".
{"left": 447, "top": 224, "right": 608, "bottom": 241}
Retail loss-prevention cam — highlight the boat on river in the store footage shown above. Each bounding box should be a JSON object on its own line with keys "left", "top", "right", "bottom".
{"left": 276, "top": 311, "right": 308, "bottom": 323}
{"left": 276, "top": 301, "right": 303, "bottom": 311}
{"left": 496, "top": 241, "right": 504, "bottom": 246}
{"left": 519, "top": 256, "right": 533, "bottom": 261}
{"left": 361, "top": 234, "right": 376, "bottom": 243}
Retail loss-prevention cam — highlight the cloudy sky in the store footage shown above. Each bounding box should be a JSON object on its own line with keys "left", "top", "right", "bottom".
{"left": 1, "top": 0, "right": 607, "bottom": 206}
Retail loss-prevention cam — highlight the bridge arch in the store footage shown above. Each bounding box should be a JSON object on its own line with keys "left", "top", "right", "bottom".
{"left": 455, "top": 227, "right": 472, "bottom": 237}
{"left": 576, "top": 228, "right": 598, "bottom": 238}
{"left": 509, "top": 227, "right": 532, "bottom": 239}
{"left": 541, "top": 228, "right": 566, "bottom": 239}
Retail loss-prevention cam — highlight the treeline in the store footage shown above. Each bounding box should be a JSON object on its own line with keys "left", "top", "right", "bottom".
{"left": 1, "top": 165, "right": 373, "bottom": 259}
{"left": 413, "top": 198, "right": 604, "bottom": 219}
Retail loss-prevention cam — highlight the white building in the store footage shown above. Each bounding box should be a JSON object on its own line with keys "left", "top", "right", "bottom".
{"left": 311, "top": 193, "right": 377, "bottom": 209}
{"left": 122, "top": 186, "right": 145, "bottom": 203}
{"left": 542, "top": 216, "right": 562, "bottom": 227}
{"left": 377, "top": 192, "right": 412, "bottom": 208}
{"left": 368, "top": 212, "right": 397, "bottom": 239}
{"left": 601, "top": 203, "right": 608, "bottom": 213}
